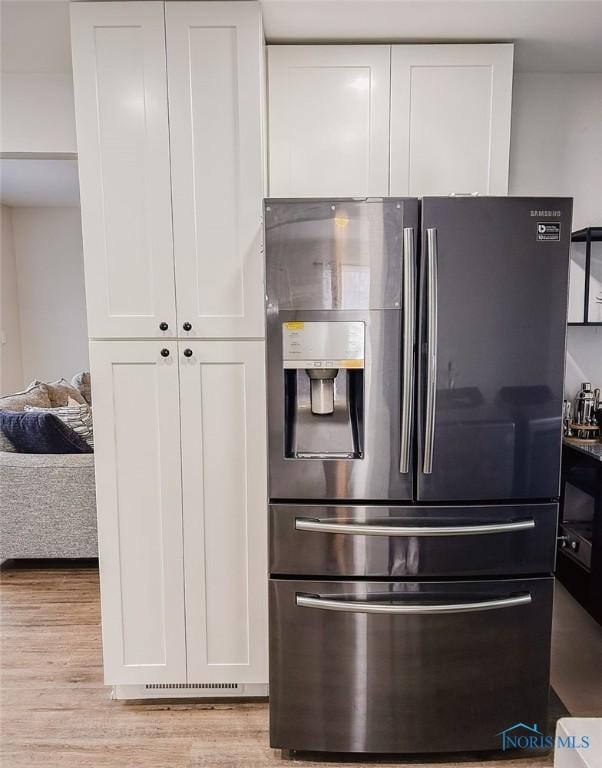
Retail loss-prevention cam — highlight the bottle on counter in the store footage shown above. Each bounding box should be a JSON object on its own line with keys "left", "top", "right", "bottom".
{"left": 574, "top": 382, "right": 596, "bottom": 425}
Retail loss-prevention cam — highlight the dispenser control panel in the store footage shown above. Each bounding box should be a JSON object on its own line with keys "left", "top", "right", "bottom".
{"left": 283, "top": 321, "right": 365, "bottom": 369}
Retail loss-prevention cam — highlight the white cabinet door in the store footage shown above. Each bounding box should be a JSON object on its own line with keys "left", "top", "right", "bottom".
{"left": 178, "top": 340, "right": 268, "bottom": 683}
{"left": 166, "top": 2, "right": 265, "bottom": 339}
{"left": 71, "top": 3, "right": 176, "bottom": 339}
{"left": 90, "top": 341, "right": 186, "bottom": 684}
{"left": 268, "top": 45, "right": 390, "bottom": 197}
{"left": 390, "top": 44, "right": 514, "bottom": 196}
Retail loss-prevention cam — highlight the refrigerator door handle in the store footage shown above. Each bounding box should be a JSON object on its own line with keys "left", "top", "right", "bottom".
{"left": 400, "top": 227, "right": 415, "bottom": 474}
{"left": 295, "top": 518, "right": 536, "bottom": 536}
{"left": 423, "top": 227, "right": 438, "bottom": 474}
{"left": 296, "top": 593, "right": 532, "bottom": 615}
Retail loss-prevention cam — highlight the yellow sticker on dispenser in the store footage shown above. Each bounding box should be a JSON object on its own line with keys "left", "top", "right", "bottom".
{"left": 284, "top": 321, "right": 305, "bottom": 330}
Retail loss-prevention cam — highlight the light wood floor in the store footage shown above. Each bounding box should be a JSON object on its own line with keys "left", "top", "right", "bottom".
{"left": 0, "top": 562, "right": 598, "bottom": 768}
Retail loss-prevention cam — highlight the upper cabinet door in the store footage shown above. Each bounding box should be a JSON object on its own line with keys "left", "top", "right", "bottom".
{"left": 90, "top": 340, "right": 186, "bottom": 684}
{"left": 70, "top": 2, "right": 177, "bottom": 339}
{"left": 179, "top": 340, "right": 268, "bottom": 683}
{"left": 390, "top": 44, "right": 514, "bottom": 197}
{"left": 268, "top": 45, "right": 390, "bottom": 197}
{"left": 166, "top": 2, "right": 265, "bottom": 339}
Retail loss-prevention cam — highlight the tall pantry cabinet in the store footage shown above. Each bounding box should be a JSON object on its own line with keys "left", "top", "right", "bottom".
{"left": 71, "top": 1, "right": 268, "bottom": 694}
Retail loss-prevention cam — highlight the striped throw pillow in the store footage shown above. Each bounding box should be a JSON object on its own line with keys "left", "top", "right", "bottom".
{"left": 25, "top": 403, "right": 94, "bottom": 450}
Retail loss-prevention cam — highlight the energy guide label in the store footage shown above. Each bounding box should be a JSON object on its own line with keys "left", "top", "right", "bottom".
{"left": 282, "top": 321, "right": 365, "bottom": 369}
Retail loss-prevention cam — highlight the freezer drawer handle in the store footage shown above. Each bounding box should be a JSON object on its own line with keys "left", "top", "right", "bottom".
{"left": 423, "top": 227, "right": 438, "bottom": 474}
{"left": 296, "top": 593, "right": 532, "bottom": 615}
{"left": 294, "top": 518, "right": 536, "bottom": 536}
{"left": 400, "top": 227, "right": 415, "bottom": 474}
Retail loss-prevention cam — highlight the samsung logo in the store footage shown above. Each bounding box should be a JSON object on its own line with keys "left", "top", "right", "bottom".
{"left": 530, "top": 210, "right": 561, "bottom": 217}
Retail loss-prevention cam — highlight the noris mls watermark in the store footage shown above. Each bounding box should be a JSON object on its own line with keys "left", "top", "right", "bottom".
{"left": 497, "top": 722, "right": 591, "bottom": 752}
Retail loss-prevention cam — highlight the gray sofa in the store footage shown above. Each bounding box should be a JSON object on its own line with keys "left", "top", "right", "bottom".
{"left": 0, "top": 452, "right": 97, "bottom": 558}
{"left": 0, "top": 375, "right": 98, "bottom": 559}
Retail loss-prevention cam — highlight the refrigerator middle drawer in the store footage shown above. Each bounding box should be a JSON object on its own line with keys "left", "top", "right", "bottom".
{"left": 269, "top": 577, "right": 553, "bottom": 753}
{"left": 270, "top": 503, "right": 558, "bottom": 577}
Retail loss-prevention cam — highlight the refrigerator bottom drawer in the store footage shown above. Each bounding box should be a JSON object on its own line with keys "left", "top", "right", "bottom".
{"left": 269, "top": 577, "right": 554, "bottom": 754}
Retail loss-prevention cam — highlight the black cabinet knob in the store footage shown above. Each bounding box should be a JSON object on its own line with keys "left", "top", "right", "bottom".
{"left": 159, "top": 322, "right": 169, "bottom": 331}
{"left": 160, "top": 348, "right": 170, "bottom": 357}
{"left": 183, "top": 322, "right": 192, "bottom": 331}
{"left": 183, "top": 348, "right": 193, "bottom": 358}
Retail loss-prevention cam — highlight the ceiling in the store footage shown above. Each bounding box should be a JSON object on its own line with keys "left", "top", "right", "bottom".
{"left": 2, "top": 1, "right": 602, "bottom": 74}
{"left": 0, "top": 159, "right": 80, "bottom": 207}
{"left": 261, "top": 0, "right": 602, "bottom": 72}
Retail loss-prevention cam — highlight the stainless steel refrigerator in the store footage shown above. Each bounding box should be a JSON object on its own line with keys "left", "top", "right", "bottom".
{"left": 265, "top": 196, "right": 572, "bottom": 754}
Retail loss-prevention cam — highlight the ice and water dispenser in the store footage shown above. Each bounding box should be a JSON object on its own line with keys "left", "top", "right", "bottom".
{"left": 265, "top": 197, "right": 411, "bottom": 500}
{"left": 283, "top": 320, "right": 365, "bottom": 459}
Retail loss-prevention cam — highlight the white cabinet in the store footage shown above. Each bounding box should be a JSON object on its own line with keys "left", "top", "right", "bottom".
{"left": 179, "top": 341, "right": 268, "bottom": 683}
{"left": 91, "top": 339, "right": 268, "bottom": 687}
{"left": 71, "top": 3, "right": 177, "bottom": 339}
{"left": 166, "top": 2, "right": 265, "bottom": 339}
{"left": 390, "top": 44, "right": 514, "bottom": 196}
{"left": 90, "top": 341, "right": 186, "bottom": 684}
{"left": 267, "top": 43, "right": 513, "bottom": 198}
{"left": 72, "top": 0, "right": 266, "bottom": 341}
{"left": 72, "top": 2, "right": 269, "bottom": 692}
{"left": 267, "top": 45, "right": 390, "bottom": 197}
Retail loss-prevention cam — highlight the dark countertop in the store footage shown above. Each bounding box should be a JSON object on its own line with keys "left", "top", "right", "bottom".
{"left": 563, "top": 438, "right": 602, "bottom": 462}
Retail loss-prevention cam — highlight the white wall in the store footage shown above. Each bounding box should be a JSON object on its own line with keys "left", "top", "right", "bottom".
{"left": 510, "top": 73, "right": 602, "bottom": 229}
{"left": 565, "top": 326, "right": 602, "bottom": 400}
{"left": 1, "top": 73, "right": 77, "bottom": 155}
{"left": 509, "top": 72, "right": 602, "bottom": 400}
{"left": 10, "top": 207, "right": 89, "bottom": 385}
{"left": 0, "top": 205, "right": 24, "bottom": 395}
{"left": 0, "top": 1, "right": 76, "bottom": 154}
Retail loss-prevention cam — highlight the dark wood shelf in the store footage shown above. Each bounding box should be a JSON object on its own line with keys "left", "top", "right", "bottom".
{"left": 569, "top": 226, "right": 602, "bottom": 326}
{"left": 572, "top": 226, "right": 602, "bottom": 243}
